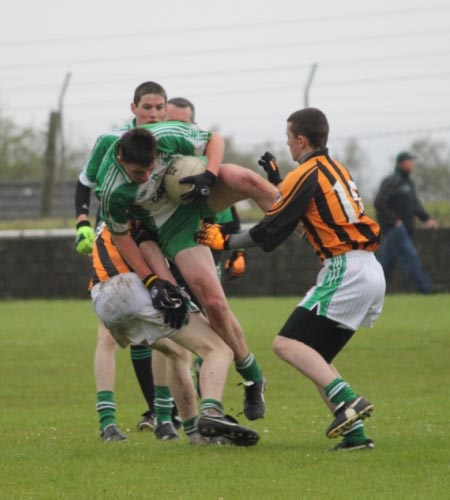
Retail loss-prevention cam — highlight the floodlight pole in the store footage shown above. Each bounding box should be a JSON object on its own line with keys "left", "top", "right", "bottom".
{"left": 304, "top": 63, "right": 317, "bottom": 107}
{"left": 58, "top": 72, "right": 71, "bottom": 226}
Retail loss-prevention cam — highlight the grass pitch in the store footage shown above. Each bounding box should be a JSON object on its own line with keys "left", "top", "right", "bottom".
{"left": 1, "top": 296, "right": 450, "bottom": 499}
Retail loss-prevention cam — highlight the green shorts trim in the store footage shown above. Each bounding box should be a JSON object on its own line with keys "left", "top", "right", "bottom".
{"left": 157, "top": 202, "right": 215, "bottom": 260}
{"left": 301, "top": 254, "right": 347, "bottom": 316}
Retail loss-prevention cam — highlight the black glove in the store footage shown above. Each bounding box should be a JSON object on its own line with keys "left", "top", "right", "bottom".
{"left": 179, "top": 170, "right": 217, "bottom": 204}
{"left": 143, "top": 275, "right": 189, "bottom": 329}
{"left": 129, "top": 219, "right": 158, "bottom": 246}
{"left": 258, "top": 151, "right": 283, "bottom": 185}
{"left": 162, "top": 301, "right": 189, "bottom": 329}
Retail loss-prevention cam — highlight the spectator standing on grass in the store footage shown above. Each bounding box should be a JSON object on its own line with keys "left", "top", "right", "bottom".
{"left": 196, "top": 107, "right": 386, "bottom": 451}
{"left": 374, "top": 151, "right": 437, "bottom": 294}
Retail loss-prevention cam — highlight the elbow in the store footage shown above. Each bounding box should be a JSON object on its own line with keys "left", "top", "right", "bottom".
{"left": 260, "top": 240, "right": 277, "bottom": 252}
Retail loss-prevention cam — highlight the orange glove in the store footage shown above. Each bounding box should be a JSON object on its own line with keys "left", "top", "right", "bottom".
{"left": 224, "top": 250, "right": 246, "bottom": 280}
{"left": 196, "top": 223, "right": 230, "bottom": 250}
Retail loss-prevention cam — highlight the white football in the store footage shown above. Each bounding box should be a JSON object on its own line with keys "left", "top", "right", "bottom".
{"left": 164, "top": 156, "right": 206, "bottom": 205}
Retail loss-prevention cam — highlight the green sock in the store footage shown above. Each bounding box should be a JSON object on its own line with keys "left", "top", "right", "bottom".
{"left": 200, "top": 398, "right": 224, "bottom": 415}
{"left": 325, "top": 377, "right": 357, "bottom": 406}
{"left": 235, "top": 353, "right": 263, "bottom": 383}
{"left": 182, "top": 417, "right": 198, "bottom": 437}
{"left": 154, "top": 386, "right": 174, "bottom": 424}
{"left": 96, "top": 390, "right": 116, "bottom": 432}
{"left": 130, "top": 345, "right": 152, "bottom": 361}
{"left": 342, "top": 419, "right": 367, "bottom": 445}
{"left": 194, "top": 356, "right": 203, "bottom": 371}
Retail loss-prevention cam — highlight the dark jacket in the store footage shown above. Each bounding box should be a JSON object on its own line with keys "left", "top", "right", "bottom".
{"left": 374, "top": 167, "right": 430, "bottom": 236}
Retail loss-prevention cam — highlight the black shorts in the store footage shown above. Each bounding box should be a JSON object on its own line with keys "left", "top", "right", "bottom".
{"left": 278, "top": 306, "right": 355, "bottom": 363}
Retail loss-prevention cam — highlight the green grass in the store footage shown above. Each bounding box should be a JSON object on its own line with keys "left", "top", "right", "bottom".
{"left": 1, "top": 296, "right": 450, "bottom": 499}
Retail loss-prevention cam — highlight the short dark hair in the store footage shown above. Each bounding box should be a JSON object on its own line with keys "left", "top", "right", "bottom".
{"left": 133, "top": 81, "right": 167, "bottom": 105}
{"left": 118, "top": 128, "right": 157, "bottom": 167}
{"left": 287, "top": 108, "right": 329, "bottom": 149}
{"left": 168, "top": 97, "right": 196, "bottom": 122}
{"left": 396, "top": 151, "right": 415, "bottom": 165}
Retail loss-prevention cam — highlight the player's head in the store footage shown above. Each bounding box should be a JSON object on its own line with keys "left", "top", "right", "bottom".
{"left": 167, "top": 97, "right": 196, "bottom": 123}
{"left": 396, "top": 151, "right": 415, "bottom": 173}
{"left": 131, "top": 81, "right": 168, "bottom": 125}
{"left": 117, "top": 128, "right": 157, "bottom": 184}
{"left": 286, "top": 108, "right": 329, "bottom": 161}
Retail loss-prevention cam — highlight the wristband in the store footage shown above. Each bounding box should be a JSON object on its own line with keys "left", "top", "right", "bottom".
{"left": 76, "top": 220, "right": 91, "bottom": 229}
{"left": 143, "top": 274, "right": 158, "bottom": 288}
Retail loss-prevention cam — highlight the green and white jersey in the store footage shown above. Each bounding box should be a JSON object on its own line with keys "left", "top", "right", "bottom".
{"left": 78, "top": 119, "right": 135, "bottom": 188}
{"left": 80, "top": 120, "right": 210, "bottom": 188}
{"left": 141, "top": 121, "right": 211, "bottom": 164}
{"left": 95, "top": 121, "right": 212, "bottom": 233}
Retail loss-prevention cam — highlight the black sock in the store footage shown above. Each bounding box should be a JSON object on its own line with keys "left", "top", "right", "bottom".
{"left": 130, "top": 345, "right": 154, "bottom": 412}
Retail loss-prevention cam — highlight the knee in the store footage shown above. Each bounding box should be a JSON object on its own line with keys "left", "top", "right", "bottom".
{"left": 201, "top": 338, "right": 234, "bottom": 368}
{"left": 210, "top": 340, "right": 234, "bottom": 363}
{"left": 202, "top": 294, "right": 228, "bottom": 319}
{"left": 272, "top": 336, "right": 288, "bottom": 359}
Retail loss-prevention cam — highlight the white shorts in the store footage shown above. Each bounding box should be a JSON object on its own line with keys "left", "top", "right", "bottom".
{"left": 91, "top": 273, "right": 179, "bottom": 348}
{"left": 300, "top": 250, "right": 386, "bottom": 330}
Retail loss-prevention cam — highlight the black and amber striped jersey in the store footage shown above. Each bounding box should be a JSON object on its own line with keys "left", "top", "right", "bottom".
{"left": 249, "top": 149, "right": 380, "bottom": 260}
{"left": 89, "top": 223, "right": 132, "bottom": 290}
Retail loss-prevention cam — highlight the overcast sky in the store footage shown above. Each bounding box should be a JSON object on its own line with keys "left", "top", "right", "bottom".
{"left": 2, "top": 0, "right": 450, "bottom": 192}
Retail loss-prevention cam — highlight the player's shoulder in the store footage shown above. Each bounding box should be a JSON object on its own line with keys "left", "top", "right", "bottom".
{"left": 93, "top": 129, "right": 124, "bottom": 149}
{"left": 380, "top": 172, "right": 399, "bottom": 187}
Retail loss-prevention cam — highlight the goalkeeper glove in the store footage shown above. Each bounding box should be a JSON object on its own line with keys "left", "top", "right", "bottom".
{"left": 179, "top": 170, "right": 217, "bottom": 204}
{"left": 196, "top": 223, "right": 230, "bottom": 251}
{"left": 143, "top": 274, "right": 189, "bottom": 329}
{"left": 258, "top": 151, "right": 283, "bottom": 185}
{"left": 224, "top": 250, "right": 246, "bottom": 280}
{"left": 75, "top": 221, "right": 95, "bottom": 255}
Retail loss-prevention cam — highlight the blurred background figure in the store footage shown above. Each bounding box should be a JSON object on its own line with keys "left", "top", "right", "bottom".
{"left": 374, "top": 152, "right": 437, "bottom": 294}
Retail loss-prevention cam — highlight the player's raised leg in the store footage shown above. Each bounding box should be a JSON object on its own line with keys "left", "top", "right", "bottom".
{"left": 208, "top": 163, "right": 278, "bottom": 214}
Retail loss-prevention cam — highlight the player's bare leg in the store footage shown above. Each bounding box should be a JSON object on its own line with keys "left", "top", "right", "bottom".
{"left": 208, "top": 163, "right": 278, "bottom": 213}
{"left": 135, "top": 240, "right": 187, "bottom": 435}
{"left": 272, "top": 336, "right": 337, "bottom": 386}
{"left": 175, "top": 245, "right": 266, "bottom": 420}
{"left": 175, "top": 245, "right": 249, "bottom": 361}
{"left": 95, "top": 321, "right": 127, "bottom": 441}
{"left": 151, "top": 338, "right": 197, "bottom": 441}
{"left": 272, "top": 336, "right": 373, "bottom": 447}
{"left": 171, "top": 312, "right": 233, "bottom": 401}
{"left": 95, "top": 321, "right": 118, "bottom": 392}
{"left": 170, "top": 313, "right": 259, "bottom": 446}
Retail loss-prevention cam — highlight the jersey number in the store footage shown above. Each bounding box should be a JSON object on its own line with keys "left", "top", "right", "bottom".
{"left": 333, "top": 180, "right": 365, "bottom": 222}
